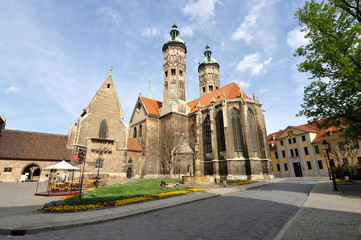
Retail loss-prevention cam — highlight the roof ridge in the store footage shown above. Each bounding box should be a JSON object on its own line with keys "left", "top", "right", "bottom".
{"left": 2, "top": 129, "right": 67, "bottom": 137}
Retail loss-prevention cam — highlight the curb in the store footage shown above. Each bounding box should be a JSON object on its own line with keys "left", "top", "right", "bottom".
{"left": 0, "top": 180, "right": 283, "bottom": 236}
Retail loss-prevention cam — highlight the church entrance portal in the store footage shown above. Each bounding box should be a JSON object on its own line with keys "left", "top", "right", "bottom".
{"left": 22, "top": 164, "right": 41, "bottom": 181}
{"left": 126, "top": 167, "right": 133, "bottom": 179}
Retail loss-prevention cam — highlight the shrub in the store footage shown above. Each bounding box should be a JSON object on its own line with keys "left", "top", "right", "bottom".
{"left": 333, "top": 164, "right": 361, "bottom": 180}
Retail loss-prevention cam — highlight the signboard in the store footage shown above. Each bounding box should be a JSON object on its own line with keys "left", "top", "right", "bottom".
{"left": 87, "top": 162, "right": 99, "bottom": 167}
{"left": 78, "top": 146, "right": 87, "bottom": 161}
{"left": 74, "top": 161, "right": 83, "bottom": 165}
{"left": 74, "top": 155, "right": 78, "bottom": 161}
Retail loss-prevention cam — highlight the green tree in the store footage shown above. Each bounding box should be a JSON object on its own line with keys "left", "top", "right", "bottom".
{"left": 295, "top": 0, "right": 361, "bottom": 140}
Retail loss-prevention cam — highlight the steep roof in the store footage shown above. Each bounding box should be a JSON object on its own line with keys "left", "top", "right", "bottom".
{"left": 127, "top": 138, "right": 142, "bottom": 152}
{"left": 267, "top": 130, "right": 283, "bottom": 150}
{"left": 187, "top": 82, "right": 251, "bottom": 114}
{"left": 140, "top": 96, "right": 162, "bottom": 116}
{"left": 0, "top": 129, "right": 72, "bottom": 160}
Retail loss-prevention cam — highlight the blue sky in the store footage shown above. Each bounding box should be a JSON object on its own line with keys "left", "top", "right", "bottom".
{"left": 0, "top": 0, "right": 311, "bottom": 135}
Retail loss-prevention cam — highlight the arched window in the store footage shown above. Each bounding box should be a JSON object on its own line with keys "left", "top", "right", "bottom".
{"left": 215, "top": 111, "right": 226, "bottom": 159}
{"left": 99, "top": 120, "right": 107, "bottom": 138}
{"left": 248, "top": 109, "right": 257, "bottom": 152}
{"left": 139, "top": 125, "right": 142, "bottom": 137}
{"left": 133, "top": 127, "right": 137, "bottom": 138}
{"left": 203, "top": 115, "right": 212, "bottom": 153}
{"left": 231, "top": 109, "right": 243, "bottom": 152}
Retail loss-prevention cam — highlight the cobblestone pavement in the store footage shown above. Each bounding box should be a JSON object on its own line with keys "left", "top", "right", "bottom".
{"left": 0, "top": 182, "right": 58, "bottom": 218}
{"left": 279, "top": 180, "right": 361, "bottom": 240}
{"left": 1, "top": 179, "right": 318, "bottom": 240}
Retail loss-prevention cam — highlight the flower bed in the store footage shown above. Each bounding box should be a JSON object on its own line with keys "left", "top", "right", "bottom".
{"left": 228, "top": 180, "right": 259, "bottom": 185}
{"left": 43, "top": 188, "right": 203, "bottom": 212}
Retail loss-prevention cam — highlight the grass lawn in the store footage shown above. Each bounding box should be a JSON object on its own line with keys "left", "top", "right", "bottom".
{"left": 65, "top": 178, "right": 189, "bottom": 205}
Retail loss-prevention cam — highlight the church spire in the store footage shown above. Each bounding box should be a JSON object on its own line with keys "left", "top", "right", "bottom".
{"left": 146, "top": 80, "right": 153, "bottom": 99}
{"left": 198, "top": 44, "right": 220, "bottom": 97}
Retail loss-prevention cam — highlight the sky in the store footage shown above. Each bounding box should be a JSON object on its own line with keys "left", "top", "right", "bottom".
{"left": 0, "top": 0, "right": 312, "bottom": 135}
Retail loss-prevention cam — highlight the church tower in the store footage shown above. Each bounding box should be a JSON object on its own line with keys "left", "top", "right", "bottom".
{"left": 161, "top": 24, "right": 187, "bottom": 115}
{"left": 198, "top": 45, "right": 220, "bottom": 97}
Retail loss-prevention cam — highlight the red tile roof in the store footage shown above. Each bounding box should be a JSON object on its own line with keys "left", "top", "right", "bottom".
{"left": 140, "top": 96, "right": 162, "bottom": 116}
{"left": 291, "top": 123, "right": 320, "bottom": 133}
{"left": 267, "top": 130, "right": 283, "bottom": 150}
{"left": 187, "top": 82, "right": 251, "bottom": 114}
{"left": 127, "top": 138, "right": 142, "bottom": 152}
{"left": 0, "top": 129, "right": 72, "bottom": 160}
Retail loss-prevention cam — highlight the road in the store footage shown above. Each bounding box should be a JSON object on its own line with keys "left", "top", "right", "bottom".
{"left": 2, "top": 179, "right": 318, "bottom": 240}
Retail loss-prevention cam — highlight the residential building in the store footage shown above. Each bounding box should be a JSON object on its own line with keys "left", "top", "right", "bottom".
{"left": 268, "top": 123, "right": 361, "bottom": 177}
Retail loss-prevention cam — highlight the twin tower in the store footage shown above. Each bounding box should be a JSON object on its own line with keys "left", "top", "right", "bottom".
{"left": 161, "top": 24, "right": 220, "bottom": 115}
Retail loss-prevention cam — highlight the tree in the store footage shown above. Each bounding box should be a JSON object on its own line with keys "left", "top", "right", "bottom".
{"left": 295, "top": 0, "right": 361, "bottom": 140}
{"left": 148, "top": 116, "right": 193, "bottom": 177}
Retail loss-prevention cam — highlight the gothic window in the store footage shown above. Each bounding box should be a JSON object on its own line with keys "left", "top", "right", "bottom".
{"left": 107, "top": 84, "right": 111, "bottom": 88}
{"left": 179, "top": 70, "right": 183, "bottom": 77}
{"left": 99, "top": 120, "right": 107, "bottom": 139}
{"left": 165, "top": 81, "right": 168, "bottom": 89}
{"left": 133, "top": 127, "right": 137, "bottom": 138}
{"left": 209, "top": 85, "right": 213, "bottom": 91}
{"left": 203, "top": 115, "right": 212, "bottom": 153}
{"left": 165, "top": 71, "right": 168, "bottom": 78}
{"left": 139, "top": 125, "right": 142, "bottom": 137}
{"left": 179, "top": 81, "right": 184, "bottom": 89}
{"left": 171, "top": 68, "right": 176, "bottom": 76}
{"left": 202, "top": 87, "right": 206, "bottom": 93}
{"left": 215, "top": 111, "right": 226, "bottom": 153}
{"left": 248, "top": 109, "right": 257, "bottom": 152}
{"left": 216, "top": 86, "right": 219, "bottom": 90}
{"left": 231, "top": 109, "right": 243, "bottom": 152}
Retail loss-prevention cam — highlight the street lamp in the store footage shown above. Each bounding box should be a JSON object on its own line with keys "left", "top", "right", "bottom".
{"left": 322, "top": 140, "right": 338, "bottom": 191}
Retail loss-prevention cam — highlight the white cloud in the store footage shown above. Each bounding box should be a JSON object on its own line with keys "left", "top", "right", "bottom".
{"left": 258, "top": 88, "right": 268, "bottom": 94}
{"left": 231, "top": 0, "right": 280, "bottom": 50}
{"left": 231, "top": 0, "right": 268, "bottom": 43}
{"left": 141, "top": 26, "right": 160, "bottom": 37}
{"left": 287, "top": 27, "right": 309, "bottom": 49}
{"left": 180, "top": 25, "right": 194, "bottom": 37}
{"left": 236, "top": 80, "right": 251, "bottom": 89}
{"left": 182, "top": 0, "right": 221, "bottom": 23}
{"left": 96, "top": 7, "right": 122, "bottom": 23}
{"left": 236, "top": 53, "right": 272, "bottom": 75}
{"left": 5, "top": 86, "right": 20, "bottom": 94}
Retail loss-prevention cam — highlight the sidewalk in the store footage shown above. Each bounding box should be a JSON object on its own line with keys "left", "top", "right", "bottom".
{"left": 276, "top": 180, "right": 361, "bottom": 240}
{"left": 0, "top": 179, "right": 282, "bottom": 236}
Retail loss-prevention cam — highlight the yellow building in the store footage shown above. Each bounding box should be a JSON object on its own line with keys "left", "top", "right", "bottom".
{"left": 268, "top": 123, "right": 361, "bottom": 177}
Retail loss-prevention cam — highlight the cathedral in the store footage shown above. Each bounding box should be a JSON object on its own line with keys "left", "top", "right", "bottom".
{"left": 66, "top": 24, "right": 273, "bottom": 181}
{"left": 0, "top": 24, "right": 273, "bottom": 182}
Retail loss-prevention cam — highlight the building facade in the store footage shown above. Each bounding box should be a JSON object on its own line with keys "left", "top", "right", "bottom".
{"left": 268, "top": 124, "right": 361, "bottom": 177}
{"left": 0, "top": 24, "right": 273, "bottom": 182}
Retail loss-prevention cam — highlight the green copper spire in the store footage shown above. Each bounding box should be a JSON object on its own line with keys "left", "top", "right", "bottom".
{"left": 163, "top": 23, "right": 187, "bottom": 53}
{"left": 146, "top": 80, "right": 152, "bottom": 99}
{"left": 199, "top": 44, "right": 218, "bottom": 65}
